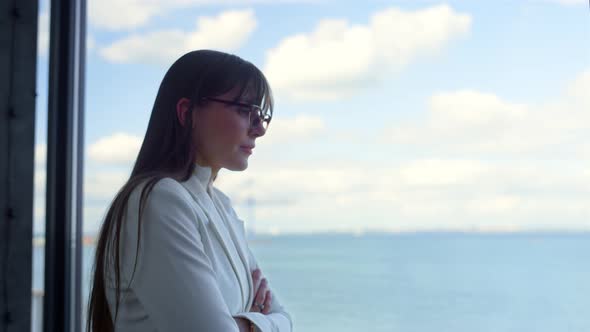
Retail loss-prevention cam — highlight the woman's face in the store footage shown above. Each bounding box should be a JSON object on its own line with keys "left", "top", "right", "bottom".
{"left": 191, "top": 87, "right": 266, "bottom": 172}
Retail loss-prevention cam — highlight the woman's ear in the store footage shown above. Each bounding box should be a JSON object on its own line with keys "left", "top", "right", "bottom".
{"left": 176, "top": 97, "right": 192, "bottom": 126}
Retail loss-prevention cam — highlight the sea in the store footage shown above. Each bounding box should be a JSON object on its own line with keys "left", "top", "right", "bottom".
{"left": 33, "top": 233, "right": 590, "bottom": 332}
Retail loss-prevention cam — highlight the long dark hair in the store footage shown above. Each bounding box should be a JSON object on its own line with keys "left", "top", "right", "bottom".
{"left": 86, "top": 50, "right": 273, "bottom": 332}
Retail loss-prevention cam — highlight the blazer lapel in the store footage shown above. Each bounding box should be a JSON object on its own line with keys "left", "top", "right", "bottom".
{"left": 209, "top": 194, "right": 255, "bottom": 308}
{"left": 179, "top": 176, "right": 249, "bottom": 308}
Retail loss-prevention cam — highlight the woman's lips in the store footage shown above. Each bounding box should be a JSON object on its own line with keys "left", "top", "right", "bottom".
{"left": 240, "top": 146, "right": 253, "bottom": 154}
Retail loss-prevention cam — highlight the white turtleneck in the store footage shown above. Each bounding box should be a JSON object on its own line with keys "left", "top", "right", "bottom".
{"left": 193, "top": 161, "right": 216, "bottom": 194}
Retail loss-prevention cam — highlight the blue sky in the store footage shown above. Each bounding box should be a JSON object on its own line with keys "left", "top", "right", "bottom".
{"left": 34, "top": 0, "right": 589, "bottom": 235}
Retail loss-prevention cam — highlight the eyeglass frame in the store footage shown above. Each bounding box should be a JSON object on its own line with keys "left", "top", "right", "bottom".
{"left": 200, "top": 96, "right": 272, "bottom": 130}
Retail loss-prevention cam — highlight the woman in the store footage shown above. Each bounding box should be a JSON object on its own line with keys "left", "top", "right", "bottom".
{"left": 87, "top": 50, "right": 293, "bottom": 332}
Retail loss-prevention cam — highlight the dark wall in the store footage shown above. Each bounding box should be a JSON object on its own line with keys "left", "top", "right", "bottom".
{"left": 0, "top": 0, "right": 39, "bottom": 331}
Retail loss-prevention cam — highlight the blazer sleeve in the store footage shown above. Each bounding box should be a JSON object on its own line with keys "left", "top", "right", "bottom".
{"left": 214, "top": 189, "right": 294, "bottom": 332}
{"left": 121, "top": 178, "right": 241, "bottom": 332}
{"left": 232, "top": 246, "right": 294, "bottom": 332}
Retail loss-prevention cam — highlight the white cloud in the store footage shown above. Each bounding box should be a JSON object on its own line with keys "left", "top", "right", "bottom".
{"left": 263, "top": 4, "right": 471, "bottom": 101}
{"left": 34, "top": 141, "right": 47, "bottom": 233}
{"left": 34, "top": 169, "right": 46, "bottom": 196}
{"left": 35, "top": 143, "right": 46, "bottom": 166}
{"left": 382, "top": 69, "right": 590, "bottom": 157}
{"left": 100, "top": 9, "right": 256, "bottom": 64}
{"left": 264, "top": 114, "right": 325, "bottom": 144}
{"left": 429, "top": 90, "right": 528, "bottom": 129}
{"left": 37, "top": 11, "right": 49, "bottom": 56}
{"left": 89, "top": 0, "right": 161, "bottom": 31}
{"left": 215, "top": 159, "right": 590, "bottom": 234}
{"left": 567, "top": 68, "right": 590, "bottom": 105}
{"left": 87, "top": 35, "right": 97, "bottom": 52}
{"left": 88, "top": 132, "right": 142, "bottom": 164}
{"left": 397, "top": 159, "right": 489, "bottom": 187}
{"left": 85, "top": 170, "right": 130, "bottom": 200}
{"left": 88, "top": 0, "right": 317, "bottom": 31}
{"left": 384, "top": 90, "right": 532, "bottom": 152}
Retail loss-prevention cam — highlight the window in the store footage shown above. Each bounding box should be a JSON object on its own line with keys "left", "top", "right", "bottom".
{"left": 31, "top": 1, "right": 590, "bottom": 331}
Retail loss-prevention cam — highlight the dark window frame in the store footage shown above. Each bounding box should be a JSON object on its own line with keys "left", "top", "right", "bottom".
{"left": 43, "top": 0, "right": 86, "bottom": 331}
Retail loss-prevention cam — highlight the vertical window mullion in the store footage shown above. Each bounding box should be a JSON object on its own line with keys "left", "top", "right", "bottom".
{"left": 43, "top": 0, "right": 86, "bottom": 331}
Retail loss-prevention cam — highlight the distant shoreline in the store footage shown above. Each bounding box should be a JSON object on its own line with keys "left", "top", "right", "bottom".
{"left": 33, "top": 235, "right": 97, "bottom": 247}
{"left": 31, "top": 230, "right": 590, "bottom": 247}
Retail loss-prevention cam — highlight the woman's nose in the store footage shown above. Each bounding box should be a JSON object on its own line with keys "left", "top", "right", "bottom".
{"left": 249, "top": 120, "right": 266, "bottom": 137}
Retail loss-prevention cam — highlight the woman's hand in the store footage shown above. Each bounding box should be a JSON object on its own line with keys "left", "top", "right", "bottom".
{"left": 234, "top": 317, "right": 251, "bottom": 332}
{"left": 250, "top": 268, "right": 272, "bottom": 314}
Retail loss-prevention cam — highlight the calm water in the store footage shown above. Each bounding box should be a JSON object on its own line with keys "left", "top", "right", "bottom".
{"left": 33, "top": 233, "right": 590, "bottom": 332}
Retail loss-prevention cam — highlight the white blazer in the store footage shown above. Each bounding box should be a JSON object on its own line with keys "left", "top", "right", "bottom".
{"left": 104, "top": 163, "right": 293, "bottom": 332}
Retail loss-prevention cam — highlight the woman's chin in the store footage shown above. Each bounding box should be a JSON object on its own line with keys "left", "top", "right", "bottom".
{"left": 225, "top": 159, "right": 249, "bottom": 172}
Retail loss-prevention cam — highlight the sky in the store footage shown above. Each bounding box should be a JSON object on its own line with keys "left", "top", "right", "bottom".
{"left": 33, "top": 0, "right": 589, "bottom": 235}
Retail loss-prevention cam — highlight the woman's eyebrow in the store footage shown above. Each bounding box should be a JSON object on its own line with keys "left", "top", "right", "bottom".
{"left": 235, "top": 96, "right": 257, "bottom": 105}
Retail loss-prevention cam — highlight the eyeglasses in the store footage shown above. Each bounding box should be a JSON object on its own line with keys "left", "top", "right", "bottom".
{"left": 201, "top": 97, "right": 272, "bottom": 130}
